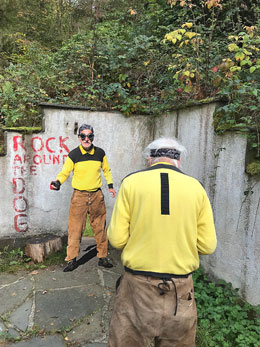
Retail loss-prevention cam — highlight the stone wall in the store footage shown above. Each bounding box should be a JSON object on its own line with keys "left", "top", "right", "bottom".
{"left": 0, "top": 102, "right": 259, "bottom": 305}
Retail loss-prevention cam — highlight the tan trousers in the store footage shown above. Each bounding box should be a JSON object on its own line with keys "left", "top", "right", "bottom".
{"left": 65, "top": 189, "right": 108, "bottom": 261}
{"left": 108, "top": 272, "right": 197, "bottom": 347}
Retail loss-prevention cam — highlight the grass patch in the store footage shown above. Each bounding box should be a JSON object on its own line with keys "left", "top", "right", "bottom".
{"left": 194, "top": 268, "right": 260, "bottom": 347}
{"left": 0, "top": 245, "right": 66, "bottom": 273}
{"left": 0, "top": 331, "right": 13, "bottom": 342}
{"left": 83, "top": 215, "right": 94, "bottom": 237}
{"left": 0, "top": 221, "right": 93, "bottom": 273}
{"left": 0, "top": 325, "right": 43, "bottom": 344}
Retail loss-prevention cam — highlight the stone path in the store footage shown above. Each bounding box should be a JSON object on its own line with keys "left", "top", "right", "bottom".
{"left": 0, "top": 238, "right": 123, "bottom": 346}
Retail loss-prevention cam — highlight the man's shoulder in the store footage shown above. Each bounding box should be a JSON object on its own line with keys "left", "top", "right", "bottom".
{"left": 122, "top": 164, "right": 203, "bottom": 189}
{"left": 122, "top": 167, "right": 154, "bottom": 184}
{"left": 92, "top": 146, "right": 106, "bottom": 162}
{"left": 68, "top": 146, "right": 80, "bottom": 159}
{"left": 122, "top": 164, "right": 184, "bottom": 182}
{"left": 69, "top": 146, "right": 80, "bottom": 154}
{"left": 94, "top": 146, "right": 105, "bottom": 156}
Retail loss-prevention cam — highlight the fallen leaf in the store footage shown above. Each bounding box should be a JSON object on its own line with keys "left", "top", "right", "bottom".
{"left": 30, "top": 270, "right": 39, "bottom": 276}
{"left": 64, "top": 336, "right": 69, "bottom": 341}
{"left": 129, "top": 8, "right": 137, "bottom": 15}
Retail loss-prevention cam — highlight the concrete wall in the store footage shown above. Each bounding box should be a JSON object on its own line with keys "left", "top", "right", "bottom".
{"left": 154, "top": 104, "right": 260, "bottom": 306}
{"left": 0, "top": 109, "right": 153, "bottom": 239}
{"left": 0, "top": 103, "right": 259, "bottom": 306}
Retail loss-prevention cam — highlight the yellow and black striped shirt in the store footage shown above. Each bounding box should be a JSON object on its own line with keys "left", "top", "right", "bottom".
{"left": 56, "top": 145, "right": 113, "bottom": 191}
{"left": 108, "top": 162, "right": 217, "bottom": 276}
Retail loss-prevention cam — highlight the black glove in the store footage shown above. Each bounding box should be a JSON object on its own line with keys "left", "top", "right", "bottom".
{"left": 50, "top": 180, "right": 61, "bottom": 191}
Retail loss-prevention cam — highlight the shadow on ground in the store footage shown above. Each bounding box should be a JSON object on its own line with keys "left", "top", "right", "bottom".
{"left": 77, "top": 245, "right": 98, "bottom": 267}
{"left": 0, "top": 237, "right": 123, "bottom": 347}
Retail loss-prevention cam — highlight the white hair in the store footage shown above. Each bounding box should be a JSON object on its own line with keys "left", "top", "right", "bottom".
{"left": 143, "top": 137, "right": 187, "bottom": 165}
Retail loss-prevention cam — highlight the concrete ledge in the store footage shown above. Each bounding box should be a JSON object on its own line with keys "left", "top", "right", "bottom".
{"left": 0, "top": 233, "right": 68, "bottom": 251}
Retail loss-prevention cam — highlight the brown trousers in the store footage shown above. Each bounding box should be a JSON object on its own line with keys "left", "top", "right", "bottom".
{"left": 108, "top": 272, "right": 197, "bottom": 347}
{"left": 65, "top": 189, "right": 108, "bottom": 261}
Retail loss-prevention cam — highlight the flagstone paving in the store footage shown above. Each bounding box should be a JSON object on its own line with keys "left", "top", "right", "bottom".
{"left": 0, "top": 237, "right": 123, "bottom": 346}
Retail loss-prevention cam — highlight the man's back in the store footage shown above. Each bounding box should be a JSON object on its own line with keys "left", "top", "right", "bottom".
{"left": 107, "top": 137, "right": 217, "bottom": 347}
{"left": 108, "top": 162, "right": 216, "bottom": 275}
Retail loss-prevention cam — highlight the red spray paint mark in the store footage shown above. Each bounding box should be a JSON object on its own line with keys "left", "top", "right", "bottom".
{"left": 12, "top": 135, "right": 71, "bottom": 232}
{"left": 13, "top": 178, "right": 25, "bottom": 194}
{"left": 14, "top": 214, "right": 28, "bottom": 232}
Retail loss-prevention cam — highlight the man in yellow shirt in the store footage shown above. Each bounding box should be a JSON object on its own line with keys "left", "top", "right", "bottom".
{"left": 50, "top": 124, "right": 116, "bottom": 272}
{"left": 107, "top": 137, "right": 217, "bottom": 347}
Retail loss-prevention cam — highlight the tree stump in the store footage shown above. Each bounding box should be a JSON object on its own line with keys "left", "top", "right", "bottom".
{"left": 25, "top": 234, "right": 63, "bottom": 263}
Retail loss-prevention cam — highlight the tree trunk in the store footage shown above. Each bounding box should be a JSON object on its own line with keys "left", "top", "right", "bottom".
{"left": 25, "top": 234, "right": 63, "bottom": 263}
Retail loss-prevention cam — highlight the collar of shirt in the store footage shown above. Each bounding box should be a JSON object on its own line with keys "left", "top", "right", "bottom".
{"left": 79, "top": 145, "right": 95, "bottom": 155}
{"left": 151, "top": 161, "right": 174, "bottom": 167}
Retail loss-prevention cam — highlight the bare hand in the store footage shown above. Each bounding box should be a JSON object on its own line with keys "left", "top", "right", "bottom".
{"left": 109, "top": 188, "right": 116, "bottom": 198}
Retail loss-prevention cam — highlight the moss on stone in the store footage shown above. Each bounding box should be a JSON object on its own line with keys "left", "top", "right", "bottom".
{"left": 2, "top": 126, "right": 42, "bottom": 134}
{"left": 246, "top": 161, "right": 260, "bottom": 176}
{"left": 0, "top": 145, "right": 5, "bottom": 156}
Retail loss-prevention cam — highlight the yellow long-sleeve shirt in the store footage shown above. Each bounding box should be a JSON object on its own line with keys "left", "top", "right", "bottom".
{"left": 56, "top": 145, "right": 113, "bottom": 191}
{"left": 108, "top": 162, "right": 217, "bottom": 276}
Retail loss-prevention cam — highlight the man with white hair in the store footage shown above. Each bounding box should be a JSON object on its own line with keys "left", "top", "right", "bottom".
{"left": 107, "top": 137, "right": 217, "bottom": 347}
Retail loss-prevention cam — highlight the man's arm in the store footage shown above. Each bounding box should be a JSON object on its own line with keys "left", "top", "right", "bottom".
{"left": 102, "top": 154, "right": 116, "bottom": 197}
{"left": 50, "top": 156, "right": 74, "bottom": 190}
{"left": 197, "top": 190, "right": 217, "bottom": 254}
{"left": 107, "top": 180, "right": 130, "bottom": 249}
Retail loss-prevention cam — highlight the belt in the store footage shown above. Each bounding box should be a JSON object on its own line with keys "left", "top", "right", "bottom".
{"left": 74, "top": 188, "right": 101, "bottom": 193}
{"left": 124, "top": 266, "right": 192, "bottom": 279}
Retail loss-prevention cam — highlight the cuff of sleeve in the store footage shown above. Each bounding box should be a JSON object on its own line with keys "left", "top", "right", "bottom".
{"left": 108, "top": 184, "right": 113, "bottom": 189}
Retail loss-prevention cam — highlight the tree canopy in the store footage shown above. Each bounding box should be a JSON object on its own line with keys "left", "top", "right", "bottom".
{"left": 0, "top": 0, "right": 259, "bottom": 173}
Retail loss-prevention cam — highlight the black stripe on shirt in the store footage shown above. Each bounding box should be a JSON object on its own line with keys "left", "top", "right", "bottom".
{"left": 161, "top": 173, "right": 170, "bottom": 215}
{"left": 68, "top": 146, "right": 105, "bottom": 163}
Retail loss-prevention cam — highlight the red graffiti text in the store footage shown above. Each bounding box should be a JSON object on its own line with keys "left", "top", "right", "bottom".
{"left": 12, "top": 135, "right": 70, "bottom": 232}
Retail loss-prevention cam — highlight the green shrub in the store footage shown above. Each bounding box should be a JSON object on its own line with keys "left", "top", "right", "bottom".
{"left": 0, "top": 0, "right": 259, "bottom": 172}
{"left": 194, "top": 268, "right": 260, "bottom": 347}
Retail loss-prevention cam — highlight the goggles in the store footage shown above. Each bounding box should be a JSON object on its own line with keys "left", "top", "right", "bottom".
{"left": 79, "top": 133, "right": 94, "bottom": 141}
{"left": 150, "top": 148, "right": 181, "bottom": 160}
